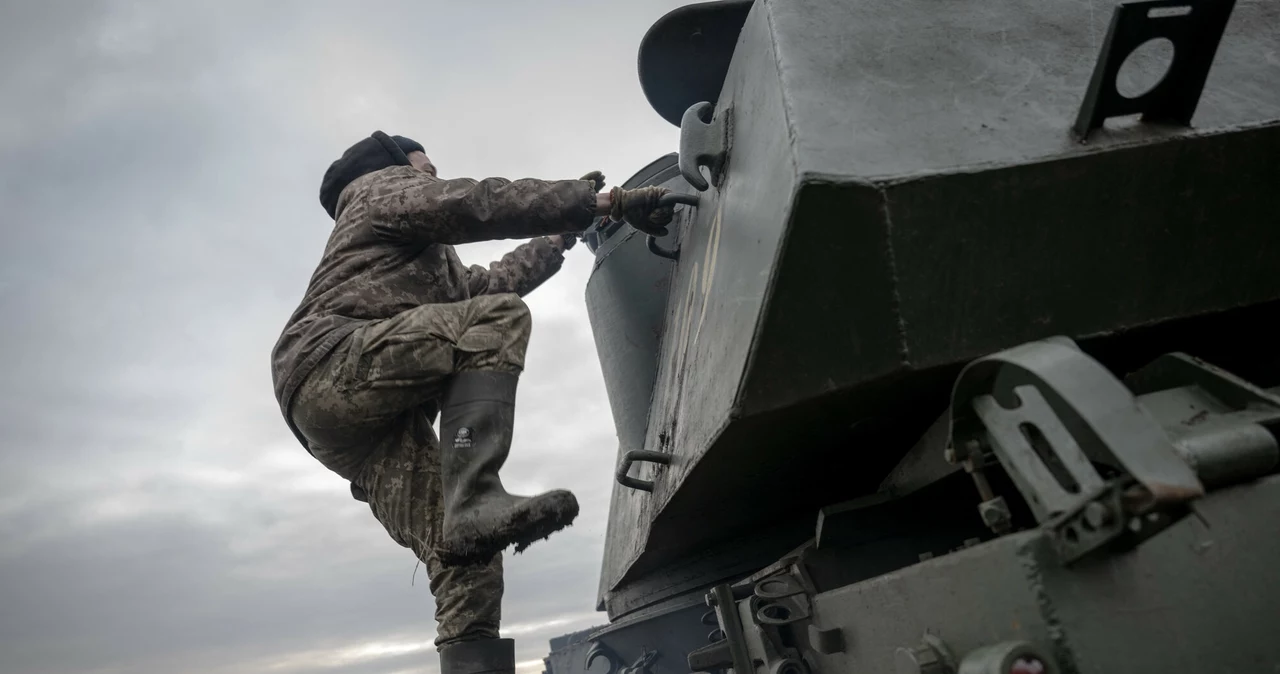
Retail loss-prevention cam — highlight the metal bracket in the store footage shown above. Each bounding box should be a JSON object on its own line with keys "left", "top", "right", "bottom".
{"left": 1042, "top": 482, "right": 1130, "bottom": 563}
{"left": 753, "top": 595, "right": 810, "bottom": 627}
{"left": 952, "top": 338, "right": 1204, "bottom": 515}
{"left": 586, "top": 642, "right": 622, "bottom": 674}
{"left": 623, "top": 650, "right": 661, "bottom": 674}
{"left": 753, "top": 575, "right": 806, "bottom": 601}
{"left": 616, "top": 450, "right": 672, "bottom": 493}
{"left": 704, "top": 583, "right": 755, "bottom": 674}
{"left": 950, "top": 338, "right": 1206, "bottom": 563}
{"left": 894, "top": 634, "right": 959, "bottom": 674}
{"left": 970, "top": 384, "right": 1108, "bottom": 521}
{"left": 588, "top": 643, "right": 661, "bottom": 674}
{"left": 679, "top": 102, "right": 729, "bottom": 191}
{"left": 1072, "top": 0, "right": 1236, "bottom": 140}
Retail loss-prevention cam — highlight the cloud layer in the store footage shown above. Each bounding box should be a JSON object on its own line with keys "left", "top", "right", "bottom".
{"left": 0, "top": 1, "right": 684, "bottom": 672}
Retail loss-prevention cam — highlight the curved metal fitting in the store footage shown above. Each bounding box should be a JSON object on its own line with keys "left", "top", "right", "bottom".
{"left": 622, "top": 650, "right": 661, "bottom": 674}
{"left": 958, "top": 641, "right": 1058, "bottom": 674}
{"left": 754, "top": 575, "right": 805, "bottom": 600}
{"left": 709, "top": 584, "right": 755, "bottom": 674}
{"left": 949, "top": 337, "right": 1203, "bottom": 523}
{"left": 754, "top": 598, "right": 808, "bottom": 626}
{"left": 771, "top": 658, "right": 808, "bottom": 674}
{"left": 585, "top": 642, "right": 620, "bottom": 674}
{"left": 895, "top": 633, "right": 957, "bottom": 674}
{"left": 646, "top": 235, "right": 680, "bottom": 260}
{"left": 678, "top": 101, "right": 729, "bottom": 191}
{"left": 659, "top": 191, "right": 700, "bottom": 209}
{"left": 615, "top": 450, "right": 672, "bottom": 492}
{"left": 646, "top": 192, "right": 700, "bottom": 260}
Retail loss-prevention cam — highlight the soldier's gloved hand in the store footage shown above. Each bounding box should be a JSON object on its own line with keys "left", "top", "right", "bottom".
{"left": 547, "top": 233, "right": 579, "bottom": 252}
{"left": 580, "top": 171, "right": 606, "bottom": 193}
{"left": 609, "top": 186, "right": 674, "bottom": 237}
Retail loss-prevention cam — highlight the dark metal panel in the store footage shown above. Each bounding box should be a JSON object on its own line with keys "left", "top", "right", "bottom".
{"left": 603, "top": 511, "right": 813, "bottom": 618}
{"left": 584, "top": 153, "right": 683, "bottom": 460}
{"left": 744, "top": 123, "right": 1280, "bottom": 415}
{"left": 737, "top": 181, "right": 906, "bottom": 415}
{"left": 1042, "top": 475, "right": 1280, "bottom": 673}
{"left": 585, "top": 153, "right": 694, "bottom": 610}
{"left": 543, "top": 625, "right": 608, "bottom": 674}
{"left": 587, "top": 599, "right": 710, "bottom": 674}
{"left": 890, "top": 127, "right": 1280, "bottom": 372}
{"left": 804, "top": 475, "right": 1280, "bottom": 673}
{"left": 591, "top": 0, "right": 1280, "bottom": 618}
{"left": 597, "top": 0, "right": 799, "bottom": 611}
{"left": 542, "top": 598, "right": 710, "bottom": 674}
{"left": 767, "top": 0, "right": 1280, "bottom": 179}
{"left": 739, "top": 0, "right": 1280, "bottom": 416}
{"left": 807, "top": 533, "right": 1052, "bottom": 673}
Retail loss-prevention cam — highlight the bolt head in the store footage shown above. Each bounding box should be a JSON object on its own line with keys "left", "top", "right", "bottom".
{"left": 979, "top": 497, "right": 1013, "bottom": 534}
{"left": 1009, "top": 657, "right": 1047, "bottom": 674}
{"left": 1083, "top": 501, "right": 1113, "bottom": 529}
{"left": 894, "top": 646, "right": 944, "bottom": 674}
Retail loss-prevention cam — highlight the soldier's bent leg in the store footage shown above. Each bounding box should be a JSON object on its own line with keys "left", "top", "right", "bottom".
{"left": 290, "top": 293, "right": 576, "bottom": 643}
{"left": 302, "top": 291, "right": 580, "bottom": 566}
{"left": 352, "top": 409, "right": 505, "bottom": 648}
{"left": 429, "top": 297, "right": 580, "bottom": 566}
{"left": 291, "top": 295, "right": 529, "bottom": 648}
{"left": 291, "top": 293, "right": 538, "bottom": 460}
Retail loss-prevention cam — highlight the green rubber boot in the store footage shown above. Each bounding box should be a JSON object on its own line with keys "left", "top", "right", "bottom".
{"left": 440, "top": 637, "right": 515, "bottom": 674}
{"left": 437, "top": 371, "right": 579, "bottom": 566}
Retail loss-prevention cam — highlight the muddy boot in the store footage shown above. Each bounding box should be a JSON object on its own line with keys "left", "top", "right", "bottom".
{"left": 437, "top": 370, "right": 579, "bottom": 566}
{"left": 440, "top": 637, "right": 515, "bottom": 674}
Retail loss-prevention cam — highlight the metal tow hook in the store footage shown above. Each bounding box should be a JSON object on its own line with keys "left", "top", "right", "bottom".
{"left": 616, "top": 450, "right": 672, "bottom": 493}
{"left": 646, "top": 192, "right": 699, "bottom": 260}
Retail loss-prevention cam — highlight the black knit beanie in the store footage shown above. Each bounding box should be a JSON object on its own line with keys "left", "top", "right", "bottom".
{"left": 319, "top": 130, "right": 426, "bottom": 219}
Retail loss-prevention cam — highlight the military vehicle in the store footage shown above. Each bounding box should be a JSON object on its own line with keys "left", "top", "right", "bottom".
{"left": 545, "top": 0, "right": 1280, "bottom": 672}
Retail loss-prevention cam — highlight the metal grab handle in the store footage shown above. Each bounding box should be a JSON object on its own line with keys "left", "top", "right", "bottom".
{"left": 647, "top": 236, "right": 679, "bottom": 260}
{"left": 679, "top": 102, "right": 728, "bottom": 191}
{"left": 660, "top": 192, "right": 701, "bottom": 208}
{"left": 616, "top": 449, "right": 672, "bottom": 492}
{"left": 646, "top": 192, "right": 700, "bottom": 260}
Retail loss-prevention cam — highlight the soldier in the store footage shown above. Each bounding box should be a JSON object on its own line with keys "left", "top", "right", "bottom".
{"left": 270, "top": 131, "right": 673, "bottom": 674}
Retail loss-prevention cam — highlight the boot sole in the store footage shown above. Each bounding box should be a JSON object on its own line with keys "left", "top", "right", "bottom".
{"left": 438, "top": 490, "right": 580, "bottom": 566}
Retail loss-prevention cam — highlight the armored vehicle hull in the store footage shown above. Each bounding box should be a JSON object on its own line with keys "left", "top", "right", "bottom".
{"left": 546, "top": 0, "right": 1280, "bottom": 672}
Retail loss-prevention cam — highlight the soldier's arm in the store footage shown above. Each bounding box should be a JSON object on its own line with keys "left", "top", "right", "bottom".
{"left": 466, "top": 236, "right": 569, "bottom": 297}
{"left": 369, "top": 171, "right": 601, "bottom": 245}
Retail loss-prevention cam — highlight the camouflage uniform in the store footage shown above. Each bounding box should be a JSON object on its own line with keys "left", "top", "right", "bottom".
{"left": 271, "top": 165, "right": 597, "bottom": 646}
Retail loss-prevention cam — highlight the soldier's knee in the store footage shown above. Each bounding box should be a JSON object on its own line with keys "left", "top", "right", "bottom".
{"left": 485, "top": 293, "right": 531, "bottom": 334}
{"left": 456, "top": 294, "right": 533, "bottom": 371}
{"left": 490, "top": 293, "right": 530, "bottom": 318}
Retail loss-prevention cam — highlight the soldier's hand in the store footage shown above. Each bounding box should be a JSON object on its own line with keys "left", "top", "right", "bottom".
{"left": 580, "top": 171, "right": 606, "bottom": 193}
{"left": 609, "top": 186, "right": 674, "bottom": 237}
{"left": 548, "top": 233, "right": 579, "bottom": 252}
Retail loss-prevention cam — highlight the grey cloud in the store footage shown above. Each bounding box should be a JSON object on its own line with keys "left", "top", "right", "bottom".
{"left": 0, "top": 0, "right": 688, "bottom": 672}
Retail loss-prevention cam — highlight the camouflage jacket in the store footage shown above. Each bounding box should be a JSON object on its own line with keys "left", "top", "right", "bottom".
{"left": 271, "top": 165, "right": 598, "bottom": 448}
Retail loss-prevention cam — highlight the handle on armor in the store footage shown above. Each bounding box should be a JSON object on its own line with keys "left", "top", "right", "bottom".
{"left": 616, "top": 449, "right": 672, "bottom": 492}
{"left": 678, "top": 102, "right": 729, "bottom": 191}
{"left": 645, "top": 192, "right": 700, "bottom": 260}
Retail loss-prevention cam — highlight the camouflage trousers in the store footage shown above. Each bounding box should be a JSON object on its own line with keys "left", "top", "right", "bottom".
{"left": 290, "top": 293, "right": 532, "bottom": 648}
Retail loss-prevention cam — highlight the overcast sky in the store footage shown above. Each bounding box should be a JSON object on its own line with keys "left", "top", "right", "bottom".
{"left": 0, "top": 1, "right": 687, "bottom": 672}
